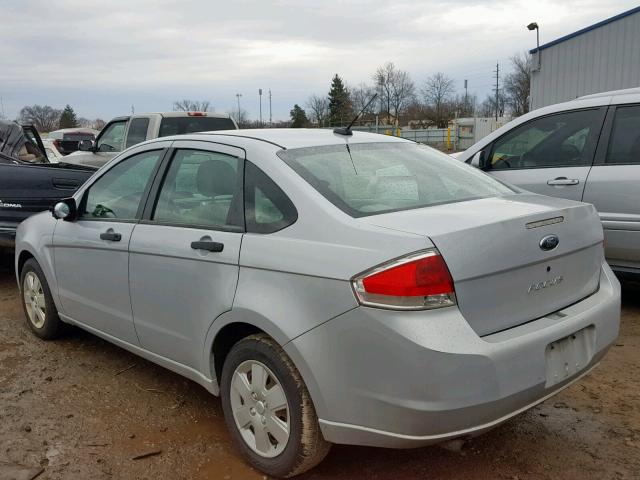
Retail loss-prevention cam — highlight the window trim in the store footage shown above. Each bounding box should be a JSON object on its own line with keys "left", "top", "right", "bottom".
{"left": 76, "top": 147, "right": 169, "bottom": 223}
{"left": 485, "top": 107, "right": 607, "bottom": 171}
{"left": 140, "top": 141, "right": 246, "bottom": 233}
{"left": 593, "top": 104, "right": 640, "bottom": 166}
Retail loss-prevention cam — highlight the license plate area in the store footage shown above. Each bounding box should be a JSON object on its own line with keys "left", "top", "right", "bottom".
{"left": 545, "top": 326, "right": 596, "bottom": 387}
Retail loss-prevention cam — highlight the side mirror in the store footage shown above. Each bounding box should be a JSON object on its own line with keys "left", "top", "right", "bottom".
{"left": 78, "top": 139, "right": 94, "bottom": 152}
{"left": 470, "top": 150, "right": 488, "bottom": 170}
{"left": 52, "top": 198, "right": 77, "bottom": 221}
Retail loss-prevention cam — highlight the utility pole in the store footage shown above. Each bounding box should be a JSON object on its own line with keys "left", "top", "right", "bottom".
{"left": 235, "top": 93, "right": 242, "bottom": 125}
{"left": 131, "top": 105, "right": 135, "bottom": 115}
{"left": 268, "top": 89, "right": 272, "bottom": 126}
{"left": 464, "top": 79, "right": 468, "bottom": 115}
{"left": 493, "top": 62, "right": 500, "bottom": 121}
{"left": 0, "top": 96, "right": 5, "bottom": 118}
{"left": 259, "top": 89, "right": 263, "bottom": 127}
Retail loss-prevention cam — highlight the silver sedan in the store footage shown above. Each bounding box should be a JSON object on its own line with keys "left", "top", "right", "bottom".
{"left": 15, "top": 129, "right": 620, "bottom": 477}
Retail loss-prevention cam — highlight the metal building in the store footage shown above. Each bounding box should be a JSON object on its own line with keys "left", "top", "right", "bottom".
{"left": 530, "top": 6, "right": 640, "bottom": 110}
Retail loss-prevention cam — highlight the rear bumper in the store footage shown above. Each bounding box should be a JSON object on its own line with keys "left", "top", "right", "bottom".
{"left": 285, "top": 262, "right": 621, "bottom": 448}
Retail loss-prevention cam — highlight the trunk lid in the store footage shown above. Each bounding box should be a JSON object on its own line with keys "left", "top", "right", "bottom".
{"left": 362, "top": 194, "right": 604, "bottom": 336}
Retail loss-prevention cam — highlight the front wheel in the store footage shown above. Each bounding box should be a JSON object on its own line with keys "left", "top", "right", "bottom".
{"left": 20, "top": 258, "right": 64, "bottom": 339}
{"left": 220, "top": 334, "right": 330, "bottom": 478}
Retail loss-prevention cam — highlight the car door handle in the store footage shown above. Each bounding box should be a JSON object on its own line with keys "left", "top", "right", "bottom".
{"left": 100, "top": 230, "right": 122, "bottom": 242}
{"left": 52, "top": 177, "right": 81, "bottom": 189}
{"left": 547, "top": 177, "right": 579, "bottom": 186}
{"left": 191, "top": 240, "right": 224, "bottom": 252}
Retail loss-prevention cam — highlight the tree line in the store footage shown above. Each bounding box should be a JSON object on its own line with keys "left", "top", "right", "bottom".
{"left": 17, "top": 104, "right": 105, "bottom": 132}
{"left": 291, "top": 53, "right": 531, "bottom": 128}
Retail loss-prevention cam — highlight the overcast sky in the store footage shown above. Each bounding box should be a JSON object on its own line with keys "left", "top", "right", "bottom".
{"left": 0, "top": 0, "right": 637, "bottom": 122}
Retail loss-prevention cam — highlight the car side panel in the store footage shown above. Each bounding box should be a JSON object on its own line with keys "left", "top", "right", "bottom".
{"left": 583, "top": 164, "right": 640, "bottom": 270}
{"left": 14, "top": 212, "right": 60, "bottom": 305}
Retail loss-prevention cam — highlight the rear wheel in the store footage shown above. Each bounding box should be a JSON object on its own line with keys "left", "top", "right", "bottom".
{"left": 20, "top": 259, "right": 64, "bottom": 339}
{"left": 220, "top": 333, "right": 330, "bottom": 478}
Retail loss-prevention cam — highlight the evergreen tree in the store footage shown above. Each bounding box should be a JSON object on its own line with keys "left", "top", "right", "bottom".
{"left": 289, "top": 104, "right": 309, "bottom": 128}
{"left": 58, "top": 105, "right": 79, "bottom": 129}
{"left": 328, "top": 74, "right": 351, "bottom": 126}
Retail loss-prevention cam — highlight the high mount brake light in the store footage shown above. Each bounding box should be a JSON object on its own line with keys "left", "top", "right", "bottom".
{"left": 187, "top": 112, "right": 207, "bottom": 116}
{"left": 352, "top": 250, "right": 456, "bottom": 310}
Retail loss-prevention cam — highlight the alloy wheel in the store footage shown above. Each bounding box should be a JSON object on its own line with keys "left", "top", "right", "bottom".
{"left": 23, "top": 271, "right": 46, "bottom": 329}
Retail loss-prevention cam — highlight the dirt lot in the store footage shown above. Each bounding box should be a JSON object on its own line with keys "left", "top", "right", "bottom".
{"left": 0, "top": 252, "right": 638, "bottom": 480}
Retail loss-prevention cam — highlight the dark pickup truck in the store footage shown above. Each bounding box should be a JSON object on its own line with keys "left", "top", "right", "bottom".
{"left": 0, "top": 120, "right": 96, "bottom": 248}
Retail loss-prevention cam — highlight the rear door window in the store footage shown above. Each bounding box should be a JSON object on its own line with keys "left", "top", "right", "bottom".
{"left": 125, "top": 118, "right": 150, "bottom": 148}
{"left": 606, "top": 105, "right": 640, "bottom": 164}
{"left": 152, "top": 149, "right": 243, "bottom": 229}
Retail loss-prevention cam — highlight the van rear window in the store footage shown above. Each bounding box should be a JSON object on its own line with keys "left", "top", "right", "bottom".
{"left": 159, "top": 117, "right": 236, "bottom": 137}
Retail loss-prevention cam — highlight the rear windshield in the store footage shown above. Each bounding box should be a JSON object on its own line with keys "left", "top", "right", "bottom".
{"left": 159, "top": 117, "right": 236, "bottom": 137}
{"left": 278, "top": 142, "right": 514, "bottom": 217}
{"left": 63, "top": 133, "right": 95, "bottom": 140}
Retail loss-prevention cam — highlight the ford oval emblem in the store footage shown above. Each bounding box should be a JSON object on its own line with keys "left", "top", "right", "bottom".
{"left": 539, "top": 234, "right": 559, "bottom": 251}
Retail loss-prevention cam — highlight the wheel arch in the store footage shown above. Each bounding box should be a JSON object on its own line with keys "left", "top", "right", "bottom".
{"left": 203, "top": 308, "right": 291, "bottom": 390}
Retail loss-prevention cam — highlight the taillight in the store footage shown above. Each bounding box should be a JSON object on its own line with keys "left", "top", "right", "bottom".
{"left": 187, "top": 112, "right": 207, "bottom": 116}
{"left": 352, "top": 250, "right": 456, "bottom": 310}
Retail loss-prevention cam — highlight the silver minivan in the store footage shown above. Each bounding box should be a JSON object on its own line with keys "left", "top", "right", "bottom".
{"left": 15, "top": 129, "right": 620, "bottom": 477}
{"left": 456, "top": 87, "right": 640, "bottom": 277}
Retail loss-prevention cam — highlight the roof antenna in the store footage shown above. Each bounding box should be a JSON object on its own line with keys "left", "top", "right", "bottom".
{"left": 333, "top": 93, "right": 378, "bottom": 136}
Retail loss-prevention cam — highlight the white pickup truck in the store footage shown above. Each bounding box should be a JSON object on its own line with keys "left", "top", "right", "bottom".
{"left": 65, "top": 111, "right": 238, "bottom": 167}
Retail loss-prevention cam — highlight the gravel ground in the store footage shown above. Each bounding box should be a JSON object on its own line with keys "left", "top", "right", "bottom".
{"left": 0, "top": 252, "right": 638, "bottom": 480}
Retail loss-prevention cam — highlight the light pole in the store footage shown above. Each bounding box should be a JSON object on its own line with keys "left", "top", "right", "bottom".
{"left": 235, "top": 93, "right": 242, "bottom": 125}
{"left": 259, "top": 89, "right": 263, "bottom": 127}
{"left": 269, "top": 89, "right": 272, "bottom": 126}
{"left": 527, "top": 22, "right": 541, "bottom": 71}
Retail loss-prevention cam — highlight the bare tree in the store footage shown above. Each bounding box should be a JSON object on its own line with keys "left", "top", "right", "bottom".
{"left": 422, "top": 73, "right": 455, "bottom": 128}
{"left": 349, "top": 83, "right": 377, "bottom": 118}
{"left": 19, "top": 105, "right": 61, "bottom": 132}
{"left": 305, "top": 94, "right": 329, "bottom": 127}
{"left": 389, "top": 70, "right": 415, "bottom": 122}
{"left": 77, "top": 117, "right": 94, "bottom": 128}
{"left": 173, "top": 99, "right": 212, "bottom": 112}
{"left": 479, "top": 93, "right": 506, "bottom": 118}
{"left": 93, "top": 118, "right": 106, "bottom": 130}
{"left": 373, "top": 63, "right": 416, "bottom": 125}
{"left": 503, "top": 53, "right": 531, "bottom": 117}
{"left": 228, "top": 108, "right": 249, "bottom": 128}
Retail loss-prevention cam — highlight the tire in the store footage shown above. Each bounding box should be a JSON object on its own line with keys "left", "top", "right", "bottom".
{"left": 20, "top": 258, "right": 65, "bottom": 339}
{"left": 220, "top": 333, "right": 330, "bottom": 478}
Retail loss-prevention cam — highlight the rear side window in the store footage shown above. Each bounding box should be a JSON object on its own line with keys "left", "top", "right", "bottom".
{"left": 278, "top": 143, "right": 513, "bottom": 218}
{"left": 244, "top": 161, "right": 297, "bottom": 233}
{"left": 125, "top": 118, "right": 150, "bottom": 148}
{"left": 158, "top": 117, "right": 236, "bottom": 137}
{"left": 488, "top": 109, "right": 603, "bottom": 169}
{"left": 606, "top": 106, "right": 640, "bottom": 164}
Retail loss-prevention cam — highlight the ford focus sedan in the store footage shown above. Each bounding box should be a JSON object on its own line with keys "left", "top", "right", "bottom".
{"left": 15, "top": 129, "right": 620, "bottom": 478}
